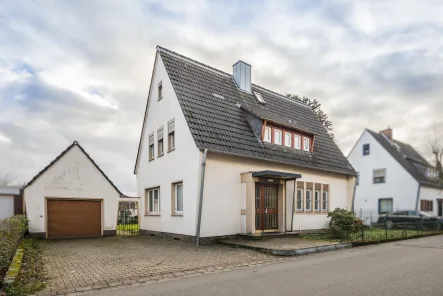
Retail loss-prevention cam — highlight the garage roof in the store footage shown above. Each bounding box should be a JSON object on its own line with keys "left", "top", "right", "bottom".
{"left": 24, "top": 141, "right": 123, "bottom": 195}
{"left": 0, "top": 186, "right": 21, "bottom": 195}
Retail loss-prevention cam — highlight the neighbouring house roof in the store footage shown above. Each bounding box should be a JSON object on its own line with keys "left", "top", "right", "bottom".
{"left": 0, "top": 186, "right": 22, "bottom": 195}
{"left": 24, "top": 141, "right": 123, "bottom": 195}
{"left": 134, "top": 46, "right": 356, "bottom": 176}
{"left": 366, "top": 129, "right": 443, "bottom": 189}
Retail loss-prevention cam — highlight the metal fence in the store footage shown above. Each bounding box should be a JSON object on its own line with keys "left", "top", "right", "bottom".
{"left": 330, "top": 221, "right": 443, "bottom": 244}
{"left": 117, "top": 201, "right": 139, "bottom": 236}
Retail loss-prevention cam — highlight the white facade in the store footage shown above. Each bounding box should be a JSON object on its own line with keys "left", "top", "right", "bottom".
{"left": 348, "top": 130, "right": 424, "bottom": 221}
{"left": 0, "top": 195, "right": 14, "bottom": 220}
{"left": 24, "top": 145, "right": 121, "bottom": 236}
{"left": 136, "top": 53, "right": 201, "bottom": 236}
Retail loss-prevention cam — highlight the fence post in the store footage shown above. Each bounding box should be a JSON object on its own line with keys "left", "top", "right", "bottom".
{"left": 361, "top": 227, "right": 364, "bottom": 242}
{"left": 339, "top": 226, "right": 343, "bottom": 243}
{"left": 385, "top": 226, "right": 388, "bottom": 239}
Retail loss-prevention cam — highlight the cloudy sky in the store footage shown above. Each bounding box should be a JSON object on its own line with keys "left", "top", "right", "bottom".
{"left": 1, "top": 0, "right": 442, "bottom": 193}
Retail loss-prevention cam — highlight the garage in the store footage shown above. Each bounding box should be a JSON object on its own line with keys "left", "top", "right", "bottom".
{"left": 47, "top": 199, "right": 102, "bottom": 238}
{"left": 24, "top": 141, "right": 122, "bottom": 239}
{"left": 0, "top": 195, "right": 14, "bottom": 220}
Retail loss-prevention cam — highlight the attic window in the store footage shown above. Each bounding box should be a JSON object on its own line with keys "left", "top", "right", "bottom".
{"left": 213, "top": 93, "right": 225, "bottom": 100}
{"left": 253, "top": 92, "right": 266, "bottom": 104}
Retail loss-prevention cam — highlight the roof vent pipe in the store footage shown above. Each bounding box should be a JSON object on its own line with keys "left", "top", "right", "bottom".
{"left": 233, "top": 60, "right": 251, "bottom": 93}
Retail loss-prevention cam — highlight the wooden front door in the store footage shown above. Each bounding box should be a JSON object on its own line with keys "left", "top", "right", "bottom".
{"left": 255, "top": 184, "right": 278, "bottom": 231}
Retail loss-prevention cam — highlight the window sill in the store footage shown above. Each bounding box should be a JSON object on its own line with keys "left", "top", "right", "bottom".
{"left": 167, "top": 148, "right": 175, "bottom": 153}
{"left": 158, "top": 96, "right": 163, "bottom": 101}
{"left": 149, "top": 158, "right": 155, "bottom": 162}
{"left": 157, "top": 154, "right": 164, "bottom": 158}
{"left": 145, "top": 213, "right": 161, "bottom": 216}
{"left": 171, "top": 213, "right": 183, "bottom": 217}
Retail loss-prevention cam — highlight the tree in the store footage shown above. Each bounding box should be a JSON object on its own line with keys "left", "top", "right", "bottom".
{"left": 0, "top": 172, "right": 15, "bottom": 186}
{"left": 427, "top": 128, "right": 443, "bottom": 182}
{"left": 286, "top": 94, "right": 335, "bottom": 140}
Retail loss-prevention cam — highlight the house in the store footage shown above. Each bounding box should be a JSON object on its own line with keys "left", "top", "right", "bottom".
{"left": 24, "top": 141, "right": 123, "bottom": 238}
{"left": 134, "top": 46, "right": 357, "bottom": 242}
{"left": 348, "top": 128, "right": 443, "bottom": 221}
{"left": 0, "top": 186, "right": 24, "bottom": 220}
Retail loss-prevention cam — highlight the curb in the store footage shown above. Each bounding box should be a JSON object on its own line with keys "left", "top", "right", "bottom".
{"left": 3, "top": 246, "right": 25, "bottom": 287}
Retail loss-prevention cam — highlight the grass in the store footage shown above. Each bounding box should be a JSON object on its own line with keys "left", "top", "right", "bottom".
{"left": 5, "top": 239, "right": 46, "bottom": 296}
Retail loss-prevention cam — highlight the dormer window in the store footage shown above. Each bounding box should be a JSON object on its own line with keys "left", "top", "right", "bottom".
{"left": 274, "top": 129, "right": 282, "bottom": 145}
{"left": 294, "top": 135, "right": 301, "bottom": 149}
{"left": 264, "top": 127, "right": 271, "bottom": 143}
{"left": 303, "top": 137, "right": 310, "bottom": 152}
{"left": 254, "top": 92, "right": 266, "bottom": 104}
{"left": 262, "top": 122, "right": 313, "bottom": 152}
{"left": 284, "top": 132, "right": 292, "bottom": 148}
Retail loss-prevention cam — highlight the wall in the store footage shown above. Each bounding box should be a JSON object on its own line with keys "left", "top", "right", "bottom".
{"left": 348, "top": 130, "right": 418, "bottom": 221}
{"left": 23, "top": 145, "right": 120, "bottom": 235}
{"left": 419, "top": 186, "right": 443, "bottom": 216}
{"left": 200, "top": 152, "right": 351, "bottom": 237}
{"left": 136, "top": 53, "right": 201, "bottom": 236}
{"left": 0, "top": 195, "right": 14, "bottom": 220}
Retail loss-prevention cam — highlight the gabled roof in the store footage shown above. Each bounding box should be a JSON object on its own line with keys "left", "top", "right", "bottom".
{"left": 24, "top": 141, "right": 122, "bottom": 195}
{"left": 366, "top": 129, "right": 443, "bottom": 189}
{"left": 135, "top": 46, "right": 356, "bottom": 176}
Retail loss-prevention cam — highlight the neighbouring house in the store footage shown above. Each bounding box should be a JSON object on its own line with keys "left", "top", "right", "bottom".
{"left": 0, "top": 186, "right": 24, "bottom": 220}
{"left": 348, "top": 128, "right": 443, "bottom": 221}
{"left": 24, "top": 141, "right": 123, "bottom": 238}
{"left": 134, "top": 46, "right": 356, "bottom": 241}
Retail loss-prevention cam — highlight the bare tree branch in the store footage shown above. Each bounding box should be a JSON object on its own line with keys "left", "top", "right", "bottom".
{"left": 427, "top": 127, "right": 443, "bottom": 182}
{"left": 0, "top": 172, "right": 16, "bottom": 186}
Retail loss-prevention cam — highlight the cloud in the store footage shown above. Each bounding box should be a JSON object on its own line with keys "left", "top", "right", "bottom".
{"left": 1, "top": 0, "right": 443, "bottom": 191}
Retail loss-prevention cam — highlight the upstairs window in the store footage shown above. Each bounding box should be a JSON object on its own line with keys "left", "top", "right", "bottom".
{"left": 157, "top": 126, "right": 164, "bottom": 157}
{"left": 363, "top": 143, "right": 370, "bottom": 155}
{"left": 168, "top": 119, "right": 175, "bottom": 151}
{"left": 264, "top": 127, "right": 272, "bottom": 143}
{"left": 149, "top": 133, "right": 155, "bottom": 160}
{"left": 274, "top": 129, "right": 282, "bottom": 145}
{"left": 373, "top": 168, "right": 386, "bottom": 184}
{"left": 303, "top": 137, "right": 310, "bottom": 152}
{"left": 284, "top": 132, "right": 292, "bottom": 148}
{"left": 294, "top": 135, "right": 301, "bottom": 149}
{"left": 158, "top": 82, "right": 163, "bottom": 101}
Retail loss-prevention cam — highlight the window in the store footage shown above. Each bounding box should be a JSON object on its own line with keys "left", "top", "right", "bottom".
{"left": 378, "top": 198, "right": 393, "bottom": 214}
{"left": 314, "top": 190, "right": 321, "bottom": 211}
{"left": 172, "top": 182, "right": 183, "bottom": 214}
{"left": 149, "top": 133, "right": 155, "bottom": 160}
{"left": 363, "top": 143, "right": 370, "bottom": 155}
{"left": 158, "top": 82, "right": 163, "bottom": 100}
{"left": 264, "top": 126, "right": 271, "bottom": 143}
{"left": 296, "top": 188, "right": 304, "bottom": 211}
{"left": 420, "top": 200, "right": 433, "bottom": 212}
{"left": 284, "top": 132, "right": 292, "bottom": 147}
{"left": 373, "top": 168, "right": 386, "bottom": 184}
{"left": 306, "top": 190, "right": 312, "bottom": 211}
{"left": 303, "top": 137, "right": 310, "bottom": 152}
{"left": 274, "top": 129, "right": 282, "bottom": 145}
{"left": 157, "top": 126, "right": 164, "bottom": 157}
{"left": 322, "top": 191, "right": 328, "bottom": 211}
{"left": 253, "top": 91, "right": 266, "bottom": 104}
{"left": 168, "top": 119, "right": 175, "bottom": 151}
{"left": 146, "top": 188, "right": 160, "bottom": 214}
{"left": 294, "top": 135, "right": 301, "bottom": 149}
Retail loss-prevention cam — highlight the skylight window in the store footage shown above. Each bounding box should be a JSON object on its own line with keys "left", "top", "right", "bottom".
{"left": 253, "top": 92, "right": 266, "bottom": 104}
{"left": 213, "top": 93, "right": 225, "bottom": 100}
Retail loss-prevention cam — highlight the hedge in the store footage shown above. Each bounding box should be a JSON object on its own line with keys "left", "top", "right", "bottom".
{"left": 0, "top": 215, "right": 28, "bottom": 287}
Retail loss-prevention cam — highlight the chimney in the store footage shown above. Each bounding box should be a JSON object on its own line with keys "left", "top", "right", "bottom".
{"left": 380, "top": 127, "right": 393, "bottom": 141}
{"left": 233, "top": 60, "right": 251, "bottom": 93}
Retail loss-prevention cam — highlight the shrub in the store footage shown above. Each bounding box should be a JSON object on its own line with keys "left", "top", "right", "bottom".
{"left": 0, "top": 215, "right": 28, "bottom": 287}
{"left": 326, "top": 208, "right": 364, "bottom": 239}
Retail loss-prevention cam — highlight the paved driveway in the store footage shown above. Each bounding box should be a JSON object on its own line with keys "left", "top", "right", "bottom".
{"left": 41, "top": 236, "right": 275, "bottom": 293}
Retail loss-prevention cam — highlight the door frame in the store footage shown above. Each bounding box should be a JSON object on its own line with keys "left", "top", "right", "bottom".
{"left": 255, "top": 183, "right": 279, "bottom": 233}
{"left": 45, "top": 197, "right": 104, "bottom": 239}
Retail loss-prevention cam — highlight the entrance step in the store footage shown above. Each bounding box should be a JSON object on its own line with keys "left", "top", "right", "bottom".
{"left": 237, "top": 232, "right": 301, "bottom": 240}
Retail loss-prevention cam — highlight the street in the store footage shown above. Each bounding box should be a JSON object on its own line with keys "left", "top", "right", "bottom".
{"left": 93, "top": 235, "right": 443, "bottom": 296}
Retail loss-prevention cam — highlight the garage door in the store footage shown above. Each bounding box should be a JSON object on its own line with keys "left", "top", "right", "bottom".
{"left": 0, "top": 195, "right": 14, "bottom": 220}
{"left": 47, "top": 199, "right": 101, "bottom": 238}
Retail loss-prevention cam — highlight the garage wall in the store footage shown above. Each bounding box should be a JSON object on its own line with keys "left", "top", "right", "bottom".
{"left": 24, "top": 145, "right": 120, "bottom": 236}
{"left": 0, "top": 195, "right": 14, "bottom": 220}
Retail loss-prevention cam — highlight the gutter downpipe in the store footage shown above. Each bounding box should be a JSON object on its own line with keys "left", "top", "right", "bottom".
{"left": 196, "top": 148, "right": 208, "bottom": 247}
{"left": 415, "top": 182, "right": 421, "bottom": 211}
{"left": 351, "top": 176, "right": 357, "bottom": 212}
{"left": 291, "top": 178, "right": 296, "bottom": 232}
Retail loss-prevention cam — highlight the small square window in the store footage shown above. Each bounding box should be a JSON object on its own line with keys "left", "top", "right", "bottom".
{"left": 294, "top": 135, "right": 301, "bottom": 149}
{"left": 158, "top": 82, "right": 163, "bottom": 100}
{"left": 264, "top": 126, "right": 272, "bottom": 143}
{"left": 379, "top": 198, "right": 393, "bottom": 214}
{"left": 274, "top": 129, "right": 282, "bottom": 145}
{"left": 373, "top": 168, "right": 386, "bottom": 184}
{"left": 284, "top": 132, "right": 292, "bottom": 147}
{"left": 363, "top": 143, "right": 370, "bottom": 155}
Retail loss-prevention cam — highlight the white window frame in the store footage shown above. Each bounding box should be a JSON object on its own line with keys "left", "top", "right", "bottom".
{"left": 146, "top": 188, "right": 160, "bottom": 214}
{"left": 274, "top": 129, "right": 282, "bottom": 145}
{"left": 264, "top": 126, "right": 272, "bottom": 143}
{"left": 373, "top": 168, "right": 386, "bottom": 184}
{"left": 174, "top": 183, "right": 183, "bottom": 214}
{"left": 322, "top": 191, "right": 328, "bottom": 211}
{"left": 303, "top": 137, "right": 310, "bottom": 152}
{"left": 294, "top": 135, "right": 301, "bottom": 149}
{"left": 296, "top": 188, "right": 304, "bottom": 211}
{"left": 306, "top": 189, "right": 312, "bottom": 211}
{"left": 284, "top": 132, "right": 292, "bottom": 147}
{"left": 314, "top": 190, "right": 321, "bottom": 211}
{"left": 158, "top": 81, "right": 163, "bottom": 101}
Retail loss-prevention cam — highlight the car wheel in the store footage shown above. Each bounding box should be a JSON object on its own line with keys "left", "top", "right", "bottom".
{"left": 385, "top": 220, "right": 394, "bottom": 229}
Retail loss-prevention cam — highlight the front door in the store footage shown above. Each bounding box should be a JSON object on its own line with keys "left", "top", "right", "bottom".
{"left": 438, "top": 200, "right": 443, "bottom": 217}
{"left": 255, "top": 184, "right": 278, "bottom": 231}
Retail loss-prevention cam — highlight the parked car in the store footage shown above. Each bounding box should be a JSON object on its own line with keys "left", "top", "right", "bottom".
{"left": 377, "top": 210, "right": 443, "bottom": 229}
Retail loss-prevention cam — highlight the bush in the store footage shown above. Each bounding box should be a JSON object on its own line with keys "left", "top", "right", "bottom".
{"left": 326, "top": 208, "right": 364, "bottom": 239}
{"left": 0, "top": 215, "right": 28, "bottom": 287}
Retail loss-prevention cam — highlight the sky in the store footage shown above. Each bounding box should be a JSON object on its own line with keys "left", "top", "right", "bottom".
{"left": 1, "top": 0, "right": 443, "bottom": 193}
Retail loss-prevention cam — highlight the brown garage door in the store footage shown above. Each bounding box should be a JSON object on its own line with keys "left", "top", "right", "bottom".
{"left": 47, "top": 199, "right": 102, "bottom": 238}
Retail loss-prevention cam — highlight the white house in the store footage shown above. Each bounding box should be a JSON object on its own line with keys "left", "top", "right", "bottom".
{"left": 0, "top": 186, "right": 23, "bottom": 220}
{"left": 348, "top": 128, "right": 443, "bottom": 222}
{"left": 134, "top": 46, "right": 357, "bottom": 242}
{"left": 24, "top": 141, "right": 122, "bottom": 238}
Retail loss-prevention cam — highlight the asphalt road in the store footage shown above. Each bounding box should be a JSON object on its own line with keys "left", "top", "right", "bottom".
{"left": 95, "top": 236, "right": 443, "bottom": 296}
